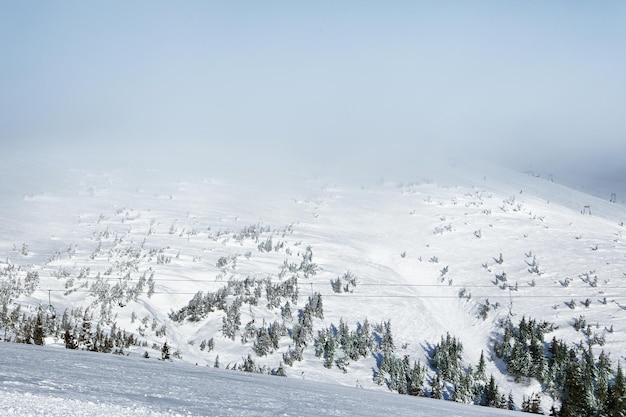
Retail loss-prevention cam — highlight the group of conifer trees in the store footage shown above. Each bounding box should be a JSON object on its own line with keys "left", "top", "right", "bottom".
{"left": 0, "top": 303, "right": 140, "bottom": 354}
{"left": 4, "top": 255, "right": 626, "bottom": 417}
{"left": 495, "top": 316, "right": 626, "bottom": 416}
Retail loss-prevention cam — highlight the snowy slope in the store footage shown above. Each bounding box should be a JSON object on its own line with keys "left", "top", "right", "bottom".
{"left": 1, "top": 158, "right": 625, "bottom": 412}
{"left": 0, "top": 342, "right": 517, "bottom": 416}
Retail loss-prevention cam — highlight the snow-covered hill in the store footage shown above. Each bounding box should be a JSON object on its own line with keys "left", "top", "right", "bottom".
{"left": 1, "top": 158, "right": 625, "bottom": 414}
{"left": 0, "top": 342, "right": 518, "bottom": 416}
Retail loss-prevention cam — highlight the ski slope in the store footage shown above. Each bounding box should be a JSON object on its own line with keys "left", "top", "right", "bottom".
{"left": 1, "top": 158, "right": 625, "bottom": 413}
{"left": 0, "top": 342, "right": 517, "bottom": 416}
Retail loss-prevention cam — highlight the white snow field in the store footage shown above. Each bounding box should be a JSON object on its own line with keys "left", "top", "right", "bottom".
{"left": 0, "top": 342, "right": 517, "bottom": 417}
{"left": 0, "top": 157, "right": 625, "bottom": 415}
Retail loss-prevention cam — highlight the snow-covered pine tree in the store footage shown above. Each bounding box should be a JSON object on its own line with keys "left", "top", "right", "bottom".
{"left": 475, "top": 350, "right": 487, "bottom": 384}
{"left": 560, "top": 358, "right": 589, "bottom": 417}
{"left": 608, "top": 362, "right": 626, "bottom": 417}
{"left": 481, "top": 375, "right": 501, "bottom": 408}
{"left": 452, "top": 366, "right": 474, "bottom": 404}
{"left": 381, "top": 320, "right": 394, "bottom": 353}
{"left": 161, "top": 342, "right": 171, "bottom": 361}
{"left": 275, "top": 361, "right": 287, "bottom": 377}
{"left": 507, "top": 391, "right": 515, "bottom": 410}
{"left": 431, "top": 332, "right": 463, "bottom": 384}
{"left": 33, "top": 312, "right": 44, "bottom": 346}
{"left": 430, "top": 373, "right": 444, "bottom": 399}
{"left": 408, "top": 360, "right": 426, "bottom": 396}
{"left": 243, "top": 354, "right": 255, "bottom": 372}
{"left": 356, "top": 319, "right": 373, "bottom": 357}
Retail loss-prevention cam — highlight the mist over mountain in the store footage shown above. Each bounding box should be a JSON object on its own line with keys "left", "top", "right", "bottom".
{"left": 2, "top": 1, "right": 625, "bottom": 189}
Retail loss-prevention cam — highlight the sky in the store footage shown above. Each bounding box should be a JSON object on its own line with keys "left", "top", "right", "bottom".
{"left": 1, "top": 1, "right": 625, "bottom": 179}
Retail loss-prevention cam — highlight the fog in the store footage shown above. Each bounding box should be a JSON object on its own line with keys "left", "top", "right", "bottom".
{"left": 2, "top": 1, "right": 625, "bottom": 186}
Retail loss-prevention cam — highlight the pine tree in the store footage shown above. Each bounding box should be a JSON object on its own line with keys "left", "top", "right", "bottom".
{"left": 243, "top": 354, "right": 255, "bottom": 373}
{"left": 431, "top": 373, "right": 444, "bottom": 399}
{"left": 482, "top": 374, "right": 500, "bottom": 407}
{"left": 268, "top": 321, "right": 282, "bottom": 351}
{"left": 308, "top": 292, "right": 324, "bottom": 319}
{"left": 253, "top": 327, "right": 271, "bottom": 356}
{"left": 79, "top": 309, "right": 93, "bottom": 349}
{"left": 522, "top": 395, "right": 531, "bottom": 413}
{"left": 323, "top": 335, "right": 336, "bottom": 369}
{"left": 213, "top": 355, "right": 220, "bottom": 368}
{"left": 20, "top": 313, "right": 32, "bottom": 344}
{"left": 608, "top": 362, "right": 626, "bottom": 417}
{"left": 475, "top": 350, "right": 487, "bottom": 383}
{"left": 560, "top": 359, "right": 588, "bottom": 417}
{"left": 530, "top": 336, "right": 547, "bottom": 381}
{"left": 281, "top": 301, "right": 292, "bottom": 321}
{"left": 408, "top": 361, "right": 426, "bottom": 397}
{"left": 431, "top": 332, "right": 463, "bottom": 383}
{"left": 397, "top": 370, "right": 408, "bottom": 395}
{"left": 498, "top": 394, "right": 507, "bottom": 409}
{"left": 356, "top": 319, "right": 373, "bottom": 357}
{"left": 452, "top": 367, "right": 474, "bottom": 404}
{"left": 381, "top": 320, "right": 394, "bottom": 353}
{"left": 161, "top": 342, "right": 171, "bottom": 360}
{"left": 33, "top": 312, "right": 44, "bottom": 346}
{"left": 275, "top": 361, "right": 287, "bottom": 377}
{"left": 507, "top": 391, "right": 515, "bottom": 410}
{"left": 597, "top": 377, "right": 609, "bottom": 417}
{"left": 529, "top": 392, "right": 542, "bottom": 414}
{"left": 64, "top": 329, "right": 77, "bottom": 349}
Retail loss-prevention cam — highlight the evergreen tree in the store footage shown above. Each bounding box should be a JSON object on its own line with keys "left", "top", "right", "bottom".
{"left": 267, "top": 321, "right": 282, "bottom": 351}
{"left": 560, "top": 359, "right": 588, "bottom": 417}
{"left": 308, "top": 292, "right": 324, "bottom": 319}
{"left": 529, "top": 392, "right": 542, "bottom": 414}
{"left": 530, "top": 336, "right": 547, "bottom": 381}
{"left": 431, "top": 332, "right": 463, "bottom": 383}
{"left": 381, "top": 321, "right": 394, "bottom": 353}
{"left": 64, "top": 329, "right": 77, "bottom": 349}
{"left": 33, "top": 312, "right": 44, "bottom": 346}
{"left": 243, "top": 354, "right": 255, "bottom": 372}
{"left": 356, "top": 319, "right": 373, "bottom": 358}
{"left": 608, "top": 362, "right": 626, "bottom": 417}
{"left": 253, "top": 327, "right": 271, "bottom": 356}
{"left": 323, "top": 335, "right": 336, "bottom": 369}
{"left": 408, "top": 361, "right": 426, "bottom": 397}
{"left": 522, "top": 395, "right": 531, "bottom": 413}
{"left": 597, "top": 377, "right": 609, "bottom": 417}
{"left": 580, "top": 345, "right": 598, "bottom": 413}
{"left": 20, "top": 314, "right": 32, "bottom": 344}
{"left": 452, "top": 367, "right": 474, "bottom": 404}
{"left": 498, "top": 394, "right": 507, "bottom": 409}
{"left": 507, "top": 391, "right": 515, "bottom": 410}
{"left": 482, "top": 374, "right": 500, "bottom": 408}
{"left": 431, "top": 373, "right": 444, "bottom": 399}
{"left": 475, "top": 350, "right": 487, "bottom": 383}
{"left": 275, "top": 361, "right": 287, "bottom": 377}
{"left": 161, "top": 342, "right": 171, "bottom": 360}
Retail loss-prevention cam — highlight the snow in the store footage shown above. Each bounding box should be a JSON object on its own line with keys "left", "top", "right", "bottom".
{"left": 0, "top": 342, "right": 516, "bottom": 416}
{"left": 1, "top": 158, "right": 625, "bottom": 414}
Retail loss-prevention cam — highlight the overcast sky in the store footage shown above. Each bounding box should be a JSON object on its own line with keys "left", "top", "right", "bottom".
{"left": 1, "top": 1, "right": 625, "bottom": 178}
